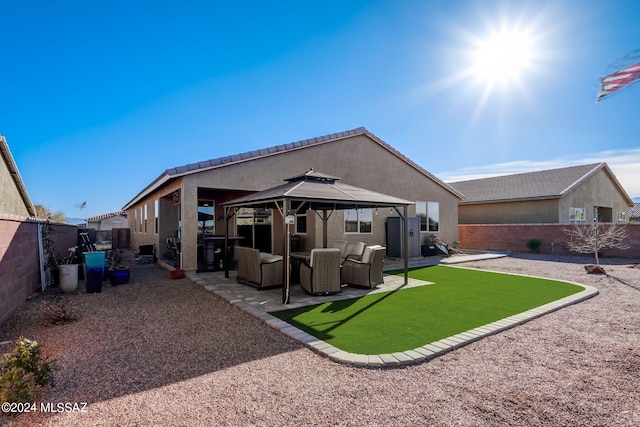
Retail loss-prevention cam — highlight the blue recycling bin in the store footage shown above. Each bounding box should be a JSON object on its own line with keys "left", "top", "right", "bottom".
{"left": 84, "top": 251, "right": 105, "bottom": 293}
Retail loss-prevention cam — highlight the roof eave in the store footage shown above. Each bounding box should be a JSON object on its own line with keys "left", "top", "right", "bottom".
{"left": 0, "top": 135, "right": 37, "bottom": 217}
{"left": 459, "top": 195, "right": 561, "bottom": 205}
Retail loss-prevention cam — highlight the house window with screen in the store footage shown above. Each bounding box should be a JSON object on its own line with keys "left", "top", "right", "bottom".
{"left": 416, "top": 201, "right": 440, "bottom": 232}
{"left": 296, "top": 212, "right": 307, "bottom": 234}
{"left": 569, "top": 207, "right": 586, "bottom": 223}
{"left": 344, "top": 208, "right": 372, "bottom": 233}
{"left": 154, "top": 199, "right": 159, "bottom": 234}
{"left": 617, "top": 211, "right": 627, "bottom": 222}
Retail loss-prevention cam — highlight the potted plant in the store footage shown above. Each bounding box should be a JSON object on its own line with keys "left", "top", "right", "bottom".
{"left": 107, "top": 249, "right": 130, "bottom": 285}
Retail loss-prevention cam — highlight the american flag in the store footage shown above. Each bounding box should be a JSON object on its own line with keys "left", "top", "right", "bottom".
{"left": 597, "top": 61, "right": 640, "bottom": 102}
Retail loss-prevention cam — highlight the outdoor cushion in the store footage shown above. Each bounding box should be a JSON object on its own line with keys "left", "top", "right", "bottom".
{"left": 331, "top": 240, "right": 347, "bottom": 257}
{"left": 260, "top": 253, "right": 283, "bottom": 264}
{"left": 361, "top": 245, "right": 383, "bottom": 264}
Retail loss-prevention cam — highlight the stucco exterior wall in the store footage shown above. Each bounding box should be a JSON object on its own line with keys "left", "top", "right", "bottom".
{"left": 125, "top": 133, "right": 460, "bottom": 272}
{"left": 0, "top": 154, "right": 30, "bottom": 217}
{"left": 189, "top": 134, "right": 458, "bottom": 249}
{"left": 559, "top": 169, "right": 632, "bottom": 223}
{"left": 459, "top": 168, "right": 632, "bottom": 225}
{"left": 459, "top": 199, "right": 559, "bottom": 224}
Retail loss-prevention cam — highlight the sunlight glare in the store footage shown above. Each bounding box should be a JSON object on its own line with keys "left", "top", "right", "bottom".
{"left": 471, "top": 28, "right": 536, "bottom": 87}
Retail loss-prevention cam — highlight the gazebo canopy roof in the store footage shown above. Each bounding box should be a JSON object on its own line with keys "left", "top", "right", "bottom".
{"left": 222, "top": 168, "right": 413, "bottom": 211}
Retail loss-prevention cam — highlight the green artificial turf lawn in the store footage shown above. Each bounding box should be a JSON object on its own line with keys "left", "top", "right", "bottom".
{"left": 270, "top": 265, "right": 583, "bottom": 354}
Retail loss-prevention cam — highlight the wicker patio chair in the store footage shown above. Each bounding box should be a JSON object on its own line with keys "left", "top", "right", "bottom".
{"left": 236, "top": 246, "right": 283, "bottom": 290}
{"left": 331, "top": 240, "right": 366, "bottom": 262}
{"left": 299, "top": 248, "right": 342, "bottom": 295}
{"left": 341, "top": 245, "right": 385, "bottom": 289}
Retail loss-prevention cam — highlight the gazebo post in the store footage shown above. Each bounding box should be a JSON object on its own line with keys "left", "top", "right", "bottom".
{"left": 403, "top": 205, "right": 409, "bottom": 285}
{"left": 224, "top": 207, "right": 230, "bottom": 279}
{"left": 322, "top": 209, "right": 329, "bottom": 248}
{"left": 283, "top": 198, "right": 291, "bottom": 304}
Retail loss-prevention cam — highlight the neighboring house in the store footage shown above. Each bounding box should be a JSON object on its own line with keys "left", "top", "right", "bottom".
{"left": 87, "top": 211, "right": 128, "bottom": 231}
{"left": 123, "top": 127, "right": 464, "bottom": 273}
{"left": 87, "top": 211, "right": 129, "bottom": 246}
{"left": 630, "top": 203, "right": 640, "bottom": 223}
{"left": 450, "top": 163, "right": 634, "bottom": 225}
{"left": 0, "top": 135, "right": 36, "bottom": 217}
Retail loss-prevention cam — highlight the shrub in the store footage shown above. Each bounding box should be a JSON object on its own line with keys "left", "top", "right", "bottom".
{"left": 41, "top": 296, "right": 78, "bottom": 325}
{"left": 526, "top": 238, "right": 542, "bottom": 253}
{"left": 0, "top": 337, "right": 55, "bottom": 404}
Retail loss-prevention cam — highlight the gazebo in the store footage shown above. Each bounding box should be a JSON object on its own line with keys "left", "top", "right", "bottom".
{"left": 222, "top": 169, "right": 414, "bottom": 304}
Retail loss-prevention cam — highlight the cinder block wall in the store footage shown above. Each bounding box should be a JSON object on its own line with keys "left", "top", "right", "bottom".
{"left": 0, "top": 215, "right": 78, "bottom": 326}
{"left": 459, "top": 223, "right": 640, "bottom": 258}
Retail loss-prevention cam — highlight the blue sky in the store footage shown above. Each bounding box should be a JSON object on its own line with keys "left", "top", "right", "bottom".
{"left": 2, "top": 0, "right": 639, "bottom": 219}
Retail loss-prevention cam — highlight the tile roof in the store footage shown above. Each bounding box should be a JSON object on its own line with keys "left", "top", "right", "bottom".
{"left": 123, "top": 127, "right": 463, "bottom": 209}
{"left": 87, "top": 211, "right": 127, "bottom": 221}
{"left": 630, "top": 203, "right": 640, "bottom": 219}
{"left": 450, "top": 163, "right": 614, "bottom": 204}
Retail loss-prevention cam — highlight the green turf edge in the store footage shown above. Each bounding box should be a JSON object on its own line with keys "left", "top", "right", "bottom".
{"left": 270, "top": 266, "right": 584, "bottom": 354}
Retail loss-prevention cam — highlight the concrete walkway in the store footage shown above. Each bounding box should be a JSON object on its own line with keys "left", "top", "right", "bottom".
{"left": 187, "top": 252, "right": 598, "bottom": 368}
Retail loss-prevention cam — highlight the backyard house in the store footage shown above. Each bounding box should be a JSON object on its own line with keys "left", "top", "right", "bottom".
{"left": 450, "top": 163, "right": 634, "bottom": 225}
{"left": 0, "top": 135, "right": 36, "bottom": 217}
{"left": 122, "top": 127, "right": 464, "bottom": 273}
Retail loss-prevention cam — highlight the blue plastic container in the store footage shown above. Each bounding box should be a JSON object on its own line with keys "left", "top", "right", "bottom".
{"left": 84, "top": 251, "right": 105, "bottom": 293}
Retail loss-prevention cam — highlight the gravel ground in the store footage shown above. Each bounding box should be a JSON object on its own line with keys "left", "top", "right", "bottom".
{"left": 1, "top": 252, "right": 639, "bottom": 426}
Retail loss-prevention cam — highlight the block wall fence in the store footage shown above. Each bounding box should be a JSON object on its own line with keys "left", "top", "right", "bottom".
{"left": 0, "top": 214, "right": 78, "bottom": 326}
{"left": 458, "top": 222, "right": 640, "bottom": 259}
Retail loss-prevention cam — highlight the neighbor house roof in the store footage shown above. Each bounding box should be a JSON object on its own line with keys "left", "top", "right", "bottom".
{"left": 630, "top": 203, "right": 640, "bottom": 219}
{"left": 123, "top": 127, "right": 464, "bottom": 210}
{"left": 450, "top": 163, "right": 634, "bottom": 207}
{"left": 87, "top": 210, "right": 127, "bottom": 222}
{"left": 0, "top": 135, "right": 36, "bottom": 217}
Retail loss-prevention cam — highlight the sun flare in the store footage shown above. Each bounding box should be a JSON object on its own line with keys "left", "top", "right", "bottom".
{"left": 471, "top": 29, "right": 536, "bottom": 86}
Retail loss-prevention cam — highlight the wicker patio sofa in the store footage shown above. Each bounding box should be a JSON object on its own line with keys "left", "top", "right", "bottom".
{"left": 235, "top": 246, "right": 283, "bottom": 290}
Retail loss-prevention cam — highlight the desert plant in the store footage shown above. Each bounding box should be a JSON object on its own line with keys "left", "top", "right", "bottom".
{"left": 526, "top": 238, "right": 542, "bottom": 253}
{"left": 565, "top": 221, "right": 629, "bottom": 265}
{"left": 41, "top": 296, "right": 78, "bottom": 325}
{"left": 0, "top": 337, "right": 55, "bottom": 404}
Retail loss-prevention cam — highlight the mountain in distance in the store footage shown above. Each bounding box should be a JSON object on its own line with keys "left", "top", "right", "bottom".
{"left": 65, "top": 217, "right": 86, "bottom": 225}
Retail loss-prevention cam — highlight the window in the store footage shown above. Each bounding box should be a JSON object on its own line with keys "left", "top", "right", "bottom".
{"left": 569, "top": 207, "right": 586, "bottom": 223}
{"left": 198, "top": 200, "right": 215, "bottom": 235}
{"left": 416, "top": 201, "right": 440, "bottom": 232}
{"left": 139, "top": 207, "right": 143, "bottom": 232}
{"left": 134, "top": 210, "right": 137, "bottom": 233}
{"left": 144, "top": 205, "right": 148, "bottom": 233}
{"left": 296, "top": 212, "right": 307, "bottom": 234}
{"left": 154, "top": 199, "right": 159, "bottom": 234}
{"left": 344, "top": 208, "right": 372, "bottom": 234}
{"left": 617, "top": 211, "right": 627, "bottom": 222}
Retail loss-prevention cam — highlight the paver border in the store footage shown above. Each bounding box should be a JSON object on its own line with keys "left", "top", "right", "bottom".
{"left": 190, "top": 265, "right": 598, "bottom": 368}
